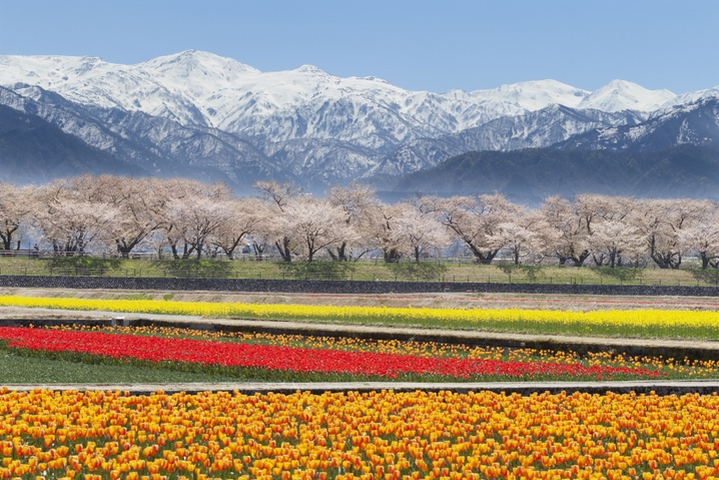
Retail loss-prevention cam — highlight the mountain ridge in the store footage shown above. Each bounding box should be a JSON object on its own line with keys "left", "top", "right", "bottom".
{"left": 2, "top": 50, "right": 719, "bottom": 194}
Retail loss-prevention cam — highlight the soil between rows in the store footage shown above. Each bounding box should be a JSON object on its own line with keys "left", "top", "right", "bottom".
{"left": 3, "top": 287, "right": 719, "bottom": 311}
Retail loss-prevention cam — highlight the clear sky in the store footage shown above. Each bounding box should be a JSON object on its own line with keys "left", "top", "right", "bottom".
{"left": 1, "top": 0, "right": 718, "bottom": 95}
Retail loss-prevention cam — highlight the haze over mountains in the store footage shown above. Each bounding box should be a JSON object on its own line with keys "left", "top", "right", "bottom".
{"left": 1, "top": 50, "right": 719, "bottom": 199}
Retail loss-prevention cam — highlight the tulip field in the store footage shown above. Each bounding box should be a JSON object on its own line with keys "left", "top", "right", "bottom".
{"left": 2, "top": 388, "right": 719, "bottom": 480}
{"left": 2, "top": 294, "right": 719, "bottom": 478}
{"left": 1, "top": 323, "right": 719, "bottom": 383}
{"left": 0, "top": 325, "right": 670, "bottom": 382}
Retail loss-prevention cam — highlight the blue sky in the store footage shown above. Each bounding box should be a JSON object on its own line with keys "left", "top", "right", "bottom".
{"left": 1, "top": 0, "right": 718, "bottom": 94}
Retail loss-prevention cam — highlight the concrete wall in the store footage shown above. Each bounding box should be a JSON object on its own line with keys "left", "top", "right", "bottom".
{"left": 0, "top": 275, "right": 717, "bottom": 296}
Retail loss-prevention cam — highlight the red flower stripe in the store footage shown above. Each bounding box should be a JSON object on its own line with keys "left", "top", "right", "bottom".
{"left": 0, "top": 327, "right": 659, "bottom": 379}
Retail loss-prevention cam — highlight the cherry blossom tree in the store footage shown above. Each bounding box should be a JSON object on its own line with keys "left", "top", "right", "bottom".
{"left": 488, "top": 209, "right": 546, "bottom": 265}
{"left": 253, "top": 180, "right": 301, "bottom": 262}
{"left": 210, "top": 197, "right": 264, "bottom": 259}
{"left": 588, "top": 219, "right": 644, "bottom": 267}
{"left": 164, "top": 196, "right": 232, "bottom": 259}
{"left": 677, "top": 203, "right": 719, "bottom": 269}
{"left": 360, "top": 200, "right": 404, "bottom": 263}
{"left": 580, "top": 195, "right": 642, "bottom": 267}
{"left": 33, "top": 179, "right": 118, "bottom": 255}
{"left": 327, "top": 184, "right": 378, "bottom": 261}
{"left": 93, "top": 176, "right": 167, "bottom": 258}
{"left": 633, "top": 198, "right": 713, "bottom": 269}
{"left": 391, "top": 201, "right": 450, "bottom": 262}
{"left": 538, "top": 196, "right": 590, "bottom": 266}
{"left": 432, "top": 194, "right": 520, "bottom": 264}
{"left": 278, "top": 196, "right": 355, "bottom": 261}
{"left": 0, "top": 182, "right": 34, "bottom": 250}
{"left": 157, "top": 179, "right": 233, "bottom": 259}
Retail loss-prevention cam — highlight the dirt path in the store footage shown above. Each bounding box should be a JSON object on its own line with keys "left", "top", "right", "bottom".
{"left": 2, "top": 287, "right": 719, "bottom": 311}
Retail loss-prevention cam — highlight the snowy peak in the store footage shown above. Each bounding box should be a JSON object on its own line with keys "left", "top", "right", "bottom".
{"left": 139, "top": 50, "right": 261, "bottom": 82}
{"left": 470, "top": 79, "right": 589, "bottom": 111}
{"left": 578, "top": 79, "right": 676, "bottom": 112}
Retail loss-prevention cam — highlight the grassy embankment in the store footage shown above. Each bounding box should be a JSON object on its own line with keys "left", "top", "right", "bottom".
{"left": 1, "top": 256, "right": 717, "bottom": 285}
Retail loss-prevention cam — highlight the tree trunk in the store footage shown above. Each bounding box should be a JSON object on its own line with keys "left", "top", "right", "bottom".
{"left": 275, "top": 237, "right": 292, "bottom": 262}
{"left": 252, "top": 243, "right": 265, "bottom": 261}
{"left": 650, "top": 251, "right": 680, "bottom": 269}
{"left": 181, "top": 243, "right": 195, "bottom": 260}
{"left": 384, "top": 248, "right": 401, "bottom": 263}
{"left": 328, "top": 242, "right": 349, "bottom": 261}
{"left": 700, "top": 252, "right": 716, "bottom": 270}
{"left": 571, "top": 248, "right": 589, "bottom": 267}
{"left": 464, "top": 241, "right": 498, "bottom": 265}
{"left": 0, "top": 226, "right": 18, "bottom": 251}
{"left": 592, "top": 253, "right": 605, "bottom": 267}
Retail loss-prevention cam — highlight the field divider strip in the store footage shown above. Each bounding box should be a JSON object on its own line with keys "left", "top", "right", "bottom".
{"left": 3, "top": 380, "right": 719, "bottom": 395}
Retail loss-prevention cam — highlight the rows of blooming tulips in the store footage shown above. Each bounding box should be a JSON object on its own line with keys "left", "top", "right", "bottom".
{"left": 41, "top": 325, "right": 719, "bottom": 380}
{"left": 2, "top": 295, "right": 719, "bottom": 339}
{"left": 0, "top": 327, "right": 659, "bottom": 380}
{"left": 2, "top": 388, "right": 719, "bottom": 480}
{"left": 4, "top": 296, "right": 719, "bottom": 480}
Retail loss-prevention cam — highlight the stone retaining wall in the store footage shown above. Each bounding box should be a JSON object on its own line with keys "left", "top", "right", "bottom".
{"left": 0, "top": 275, "right": 717, "bottom": 296}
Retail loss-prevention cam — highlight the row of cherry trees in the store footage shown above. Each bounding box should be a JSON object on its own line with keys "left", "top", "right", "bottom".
{"left": 1, "top": 175, "right": 718, "bottom": 269}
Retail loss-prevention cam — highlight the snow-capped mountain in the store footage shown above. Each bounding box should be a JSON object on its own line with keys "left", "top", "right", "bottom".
{"left": 556, "top": 97, "right": 719, "bottom": 152}
{"left": 369, "top": 105, "right": 645, "bottom": 177}
{"left": 0, "top": 85, "right": 280, "bottom": 188}
{"left": 576, "top": 80, "right": 675, "bottom": 112}
{"left": 2, "top": 50, "right": 719, "bottom": 192}
{"left": 0, "top": 51, "right": 675, "bottom": 149}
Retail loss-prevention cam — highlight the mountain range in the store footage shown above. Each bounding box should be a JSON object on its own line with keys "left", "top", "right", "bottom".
{"left": 1, "top": 50, "right": 719, "bottom": 197}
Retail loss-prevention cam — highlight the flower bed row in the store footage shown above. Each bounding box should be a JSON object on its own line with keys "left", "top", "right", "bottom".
{"left": 2, "top": 388, "right": 719, "bottom": 480}
{"left": 52, "top": 324, "right": 719, "bottom": 380}
{"left": 2, "top": 295, "right": 719, "bottom": 339}
{"left": 0, "top": 327, "right": 659, "bottom": 380}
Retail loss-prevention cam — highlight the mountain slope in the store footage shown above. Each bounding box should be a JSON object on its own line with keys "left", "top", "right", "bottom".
{"left": 394, "top": 145, "right": 719, "bottom": 203}
{"left": 0, "top": 85, "right": 282, "bottom": 190}
{"left": 0, "top": 104, "right": 145, "bottom": 183}
{"left": 369, "top": 105, "right": 645, "bottom": 177}
{"left": 555, "top": 98, "right": 719, "bottom": 152}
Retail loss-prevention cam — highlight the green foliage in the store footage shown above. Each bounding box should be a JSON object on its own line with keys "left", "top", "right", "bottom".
{"left": 385, "top": 262, "right": 448, "bottom": 281}
{"left": 151, "top": 259, "right": 235, "bottom": 278}
{"left": 590, "top": 266, "right": 643, "bottom": 283}
{"left": 121, "top": 293, "right": 154, "bottom": 301}
{"left": 47, "top": 256, "right": 123, "bottom": 275}
{"left": 277, "top": 261, "right": 356, "bottom": 280}
{"left": 688, "top": 268, "right": 719, "bottom": 285}
{"left": 495, "top": 264, "right": 544, "bottom": 282}
{"left": 0, "top": 349, "right": 235, "bottom": 383}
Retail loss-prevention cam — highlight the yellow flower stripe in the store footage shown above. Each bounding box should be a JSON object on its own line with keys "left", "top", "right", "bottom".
{"left": 1, "top": 295, "right": 719, "bottom": 338}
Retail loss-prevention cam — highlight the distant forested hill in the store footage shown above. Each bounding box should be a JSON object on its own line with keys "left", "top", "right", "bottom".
{"left": 394, "top": 145, "right": 719, "bottom": 204}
